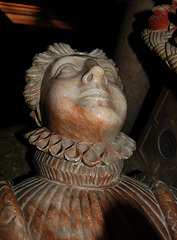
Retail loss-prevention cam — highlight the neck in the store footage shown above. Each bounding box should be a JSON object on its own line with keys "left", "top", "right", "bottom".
{"left": 25, "top": 127, "right": 136, "bottom": 187}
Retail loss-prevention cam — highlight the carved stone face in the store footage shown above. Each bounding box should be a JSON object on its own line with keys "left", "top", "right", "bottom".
{"left": 40, "top": 55, "right": 127, "bottom": 142}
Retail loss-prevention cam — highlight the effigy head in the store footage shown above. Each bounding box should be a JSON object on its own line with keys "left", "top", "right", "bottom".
{"left": 24, "top": 43, "right": 127, "bottom": 142}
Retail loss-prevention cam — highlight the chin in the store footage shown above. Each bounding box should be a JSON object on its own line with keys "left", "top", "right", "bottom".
{"left": 44, "top": 97, "right": 126, "bottom": 142}
{"left": 87, "top": 105, "right": 125, "bottom": 133}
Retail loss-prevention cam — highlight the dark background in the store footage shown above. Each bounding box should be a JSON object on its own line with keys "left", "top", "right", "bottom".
{"left": 0, "top": 0, "right": 129, "bottom": 130}
{"left": 0, "top": 0, "right": 174, "bottom": 138}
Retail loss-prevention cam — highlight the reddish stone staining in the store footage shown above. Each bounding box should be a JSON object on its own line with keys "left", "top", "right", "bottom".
{"left": 148, "top": 4, "right": 177, "bottom": 31}
{"left": 48, "top": 97, "right": 110, "bottom": 142}
{"left": 148, "top": 10, "right": 170, "bottom": 30}
{"left": 154, "top": 182, "right": 177, "bottom": 238}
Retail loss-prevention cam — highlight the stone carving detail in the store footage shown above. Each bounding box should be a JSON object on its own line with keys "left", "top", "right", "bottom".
{"left": 26, "top": 127, "right": 136, "bottom": 164}
{"left": 142, "top": 1, "right": 177, "bottom": 73}
{"left": 0, "top": 177, "right": 30, "bottom": 240}
{"left": 13, "top": 175, "right": 171, "bottom": 240}
{"left": 0, "top": 43, "right": 177, "bottom": 239}
{"left": 153, "top": 181, "right": 177, "bottom": 239}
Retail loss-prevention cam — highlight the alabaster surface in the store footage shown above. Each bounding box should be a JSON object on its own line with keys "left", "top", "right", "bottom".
{"left": 0, "top": 43, "right": 177, "bottom": 240}
{"left": 24, "top": 43, "right": 127, "bottom": 143}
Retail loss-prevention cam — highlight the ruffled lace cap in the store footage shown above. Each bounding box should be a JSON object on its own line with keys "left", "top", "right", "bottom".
{"left": 25, "top": 128, "right": 136, "bottom": 186}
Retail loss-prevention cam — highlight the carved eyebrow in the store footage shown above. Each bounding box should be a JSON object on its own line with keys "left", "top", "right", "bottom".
{"left": 103, "top": 66, "right": 118, "bottom": 78}
{"left": 53, "top": 63, "right": 81, "bottom": 78}
{"left": 50, "top": 56, "right": 86, "bottom": 78}
{"left": 104, "top": 67, "right": 115, "bottom": 73}
{"left": 50, "top": 61, "right": 75, "bottom": 78}
{"left": 103, "top": 69, "right": 117, "bottom": 83}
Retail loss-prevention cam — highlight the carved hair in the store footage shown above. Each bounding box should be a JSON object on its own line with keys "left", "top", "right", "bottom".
{"left": 24, "top": 42, "right": 123, "bottom": 123}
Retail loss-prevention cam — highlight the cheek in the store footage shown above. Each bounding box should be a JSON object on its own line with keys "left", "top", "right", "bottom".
{"left": 47, "top": 80, "right": 80, "bottom": 103}
{"left": 47, "top": 97, "right": 111, "bottom": 142}
{"left": 108, "top": 85, "right": 127, "bottom": 115}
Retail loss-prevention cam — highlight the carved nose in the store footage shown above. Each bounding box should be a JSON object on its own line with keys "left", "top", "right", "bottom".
{"left": 82, "top": 66, "right": 108, "bottom": 85}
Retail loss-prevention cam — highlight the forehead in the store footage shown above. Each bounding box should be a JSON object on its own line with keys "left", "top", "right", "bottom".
{"left": 50, "top": 55, "right": 118, "bottom": 76}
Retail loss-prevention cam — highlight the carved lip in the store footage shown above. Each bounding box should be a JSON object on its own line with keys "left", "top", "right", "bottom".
{"left": 80, "top": 88, "right": 110, "bottom": 100}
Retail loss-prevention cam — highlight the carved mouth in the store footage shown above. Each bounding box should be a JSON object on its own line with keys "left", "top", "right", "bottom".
{"left": 80, "top": 88, "right": 110, "bottom": 100}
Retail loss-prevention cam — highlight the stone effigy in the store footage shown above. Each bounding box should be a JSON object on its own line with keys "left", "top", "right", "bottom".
{"left": 0, "top": 43, "right": 176, "bottom": 240}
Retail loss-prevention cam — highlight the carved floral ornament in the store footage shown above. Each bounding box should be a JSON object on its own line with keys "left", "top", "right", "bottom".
{"left": 142, "top": 0, "right": 177, "bottom": 73}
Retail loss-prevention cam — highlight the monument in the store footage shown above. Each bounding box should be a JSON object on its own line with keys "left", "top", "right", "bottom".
{"left": 0, "top": 43, "right": 176, "bottom": 239}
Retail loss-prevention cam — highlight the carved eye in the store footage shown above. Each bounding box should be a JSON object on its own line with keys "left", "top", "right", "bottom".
{"left": 54, "top": 64, "right": 79, "bottom": 78}
{"left": 105, "top": 70, "right": 116, "bottom": 83}
{"left": 60, "top": 65, "right": 76, "bottom": 73}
